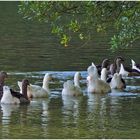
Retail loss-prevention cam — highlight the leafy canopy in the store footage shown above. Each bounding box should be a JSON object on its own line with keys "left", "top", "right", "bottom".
{"left": 18, "top": 1, "right": 140, "bottom": 51}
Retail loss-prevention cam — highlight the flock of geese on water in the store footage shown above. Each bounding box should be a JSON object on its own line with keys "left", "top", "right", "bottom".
{"left": 0, "top": 56, "right": 140, "bottom": 104}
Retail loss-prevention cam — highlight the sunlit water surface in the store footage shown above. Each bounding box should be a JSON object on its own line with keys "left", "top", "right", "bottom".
{"left": 0, "top": 2, "right": 140, "bottom": 139}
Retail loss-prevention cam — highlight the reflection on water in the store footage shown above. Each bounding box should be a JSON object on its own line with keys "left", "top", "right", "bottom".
{"left": 1, "top": 104, "right": 19, "bottom": 138}
{"left": 0, "top": 71, "right": 140, "bottom": 138}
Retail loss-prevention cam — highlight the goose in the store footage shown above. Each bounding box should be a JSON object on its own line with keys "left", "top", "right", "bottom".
{"left": 0, "top": 71, "right": 8, "bottom": 100}
{"left": 18, "top": 73, "right": 52, "bottom": 98}
{"left": 109, "top": 73, "right": 126, "bottom": 89}
{"left": 1, "top": 79, "right": 30, "bottom": 104}
{"left": 62, "top": 72, "right": 83, "bottom": 96}
{"left": 109, "top": 56, "right": 124, "bottom": 75}
{"left": 119, "top": 63, "right": 140, "bottom": 77}
{"left": 100, "top": 66, "right": 126, "bottom": 89}
{"left": 1, "top": 86, "right": 20, "bottom": 104}
{"left": 94, "top": 58, "right": 110, "bottom": 75}
{"left": 87, "top": 63, "right": 111, "bottom": 93}
{"left": 131, "top": 59, "right": 140, "bottom": 73}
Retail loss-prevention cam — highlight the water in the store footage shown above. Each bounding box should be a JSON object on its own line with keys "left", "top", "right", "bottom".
{"left": 0, "top": 2, "right": 140, "bottom": 139}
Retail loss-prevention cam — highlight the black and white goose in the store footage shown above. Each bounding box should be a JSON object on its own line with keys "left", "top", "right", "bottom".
{"left": 100, "top": 67, "right": 126, "bottom": 90}
{"left": 107, "top": 73, "right": 126, "bottom": 89}
{"left": 119, "top": 63, "right": 140, "bottom": 77}
{"left": 109, "top": 56, "right": 124, "bottom": 76}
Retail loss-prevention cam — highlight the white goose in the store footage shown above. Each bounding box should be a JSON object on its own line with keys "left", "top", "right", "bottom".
{"left": 1, "top": 86, "right": 20, "bottom": 104}
{"left": 109, "top": 73, "right": 126, "bottom": 89}
{"left": 87, "top": 63, "right": 111, "bottom": 93}
{"left": 18, "top": 73, "right": 52, "bottom": 98}
{"left": 62, "top": 72, "right": 83, "bottom": 96}
{"left": 1, "top": 79, "right": 30, "bottom": 104}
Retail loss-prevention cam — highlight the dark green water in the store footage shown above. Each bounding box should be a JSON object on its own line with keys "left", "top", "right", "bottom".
{"left": 0, "top": 2, "right": 140, "bottom": 139}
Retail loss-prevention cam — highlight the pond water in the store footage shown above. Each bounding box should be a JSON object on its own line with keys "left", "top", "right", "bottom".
{"left": 0, "top": 2, "right": 140, "bottom": 139}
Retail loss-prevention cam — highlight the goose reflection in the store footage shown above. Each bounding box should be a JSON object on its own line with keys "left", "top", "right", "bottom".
{"left": 87, "top": 93, "right": 113, "bottom": 131}
{"left": 62, "top": 95, "right": 79, "bottom": 116}
{"left": 61, "top": 95, "right": 84, "bottom": 127}
{"left": 1, "top": 104, "right": 19, "bottom": 124}
{"left": 1, "top": 104, "right": 19, "bottom": 138}
{"left": 29, "top": 98, "right": 50, "bottom": 138}
{"left": 60, "top": 95, "right": 87, "bottom": 138}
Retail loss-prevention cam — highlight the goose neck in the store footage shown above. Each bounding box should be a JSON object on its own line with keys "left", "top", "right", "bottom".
{"left": 42, "top": 79, "right": 50, "bottom": 92}
{"left": 22, "top": 83, "right": 28, "bottom": 100}
{"left": 22, "top": 79, "right": 30, "bottom": 100}
{"left": 101, "top": 69, "right": 107, "bottom": 82}
{"left": 74, "top": 78, "right": 80, "bottom": 87}
{"left": 116, "top": 60, "right": 121, "bottom": 73}
{"left": 102, "top": 59, "right": 109, "bottom": 69}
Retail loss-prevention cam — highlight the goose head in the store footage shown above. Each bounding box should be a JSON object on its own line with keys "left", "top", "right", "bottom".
{"left": 110, "top": 56, "right": 124, "bottom": 75}
{"left": 115, "top": 56, "right": 124, "bottom": 63}
{"left": 44, "top": 73, "right": 53, "bottom": 81}
{"left": 101, "top": 59, "right": 110, "bottom": 69}
{"left": 0, "top": 71, "right": 8, "bottom": 85}
{"left": 21, "top": 79, "right": 32, "bottom": 100}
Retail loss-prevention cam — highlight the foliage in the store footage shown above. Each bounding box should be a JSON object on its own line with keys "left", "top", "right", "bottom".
{"left": 18, "top": 1, "right": 140, "bottom": 51}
